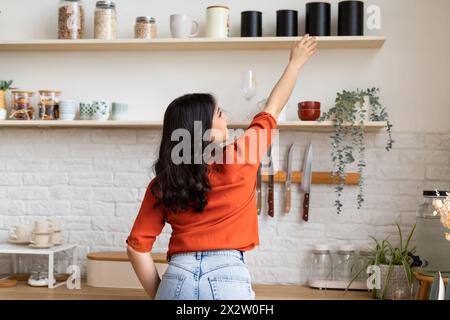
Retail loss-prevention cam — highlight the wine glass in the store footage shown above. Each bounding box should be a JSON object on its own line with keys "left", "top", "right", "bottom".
{"left": 242, "top": 70, "right": 258, "bottom": 120}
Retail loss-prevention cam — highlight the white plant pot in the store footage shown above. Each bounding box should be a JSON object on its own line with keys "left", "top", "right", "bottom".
{"left": 0, "top": 108, "right": 7, "bottom": 120}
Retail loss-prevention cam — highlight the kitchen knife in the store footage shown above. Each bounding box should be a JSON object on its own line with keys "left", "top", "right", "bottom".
{"left": 300, "top": 142, "right": 314, "bottom": 222}
{"left": 284, "top": 143, "right": 296, "bottom": 214}
{"left": 267, "top": 146, "right": 274, "bottom": 218}
{"left": 256, "top": 164, "right": 262, "bottom": 215}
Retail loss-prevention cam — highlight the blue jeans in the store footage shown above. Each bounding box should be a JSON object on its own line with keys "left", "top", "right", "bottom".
{"left": 155, "top": 250, "right": 256, "bottom": 300}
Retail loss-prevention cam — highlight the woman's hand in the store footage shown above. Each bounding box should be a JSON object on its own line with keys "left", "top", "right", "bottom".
{"left": 263, "top": 35, "right": 318, "bottom": 120}
{"left": 289, "top": 34, "right": 317, "bottom": 69}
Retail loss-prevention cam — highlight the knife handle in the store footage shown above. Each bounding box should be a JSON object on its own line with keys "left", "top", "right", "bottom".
{"left": 284, "top": 186, "right": 291, "bottom": 214}
{"left": 268, "top": 185, "right": 274, "bottom": 217}
{"left": 256, "top": 188, "right": 261, "bottom": 215}
{"left": 303, "top": 193, "right": 310, "bottom": 222}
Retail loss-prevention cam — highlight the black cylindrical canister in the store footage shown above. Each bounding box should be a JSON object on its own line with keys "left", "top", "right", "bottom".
{"left": 305, "top": 2, "right": 331, "bottom": 36}
{"left": 338, "top": 1, "right": 364, "bottom": 36}
{"left": 241, "top": 11, "right": 263, "bottom": 37}
{"left": 276, "top": 10, "right": 298, "bottom": 37}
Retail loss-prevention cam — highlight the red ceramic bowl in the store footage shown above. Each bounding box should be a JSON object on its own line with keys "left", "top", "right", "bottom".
{"left": 298, "top": 101, "right": 321, "bottom": 110}
{"left": 298, "top": 108, "right": 321, "bottom": 121}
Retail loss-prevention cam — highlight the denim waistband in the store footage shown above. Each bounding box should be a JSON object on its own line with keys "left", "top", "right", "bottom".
{"left": 169, "top": 249, "right": 244, "bottom": 262}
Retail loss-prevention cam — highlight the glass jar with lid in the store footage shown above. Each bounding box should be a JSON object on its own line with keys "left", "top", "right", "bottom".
{"left": 334, "top": 244, "right": 359, "bottom": 282}
{"left": 38, "top": 90, "right": 61, "bottom": 120}
{"left": 10, "top": 91, "right": 35, "bottom": 120}
{"left": 309, "top": 244, "right": 334, "bottom": 288}
{"left": 135, "top": 16, "right": 157, "bottom": 39}
{"left": 94, "top": 1, "right": 117, "bottom": 39}
{"left": 58, "top": 0, "right": 85, "bottom": 39}
{"left": 416, "top": 190, "right": 450, "bottom": 273}
{"left": 357, "top": 248, "right": 375, "bottom": 282}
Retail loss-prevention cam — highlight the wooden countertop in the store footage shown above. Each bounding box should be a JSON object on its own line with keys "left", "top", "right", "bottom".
{"left": 0, "top": 280, "right": 371, "bottom": 300}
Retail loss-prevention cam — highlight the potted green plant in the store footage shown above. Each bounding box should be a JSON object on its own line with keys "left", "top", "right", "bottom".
{"left": 319, "top": 88, "right": 394, "bottom": 214}
{"left": 0, "top": 80, "right": 16, "bottom": 120}
{"left": 349, "top": 223, "right": 417, "bottom": 300}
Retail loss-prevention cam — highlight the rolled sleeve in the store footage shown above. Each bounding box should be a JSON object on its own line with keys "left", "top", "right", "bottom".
{"left": 126, "top": 180, "right": 166, "bottom": 253}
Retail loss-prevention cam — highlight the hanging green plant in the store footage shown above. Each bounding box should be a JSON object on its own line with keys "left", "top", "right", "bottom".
{"left": 319, "top": 88, "right": 394, "bottom": 214}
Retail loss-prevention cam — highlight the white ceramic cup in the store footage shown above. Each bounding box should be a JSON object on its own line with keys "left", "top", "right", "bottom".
{"left": 0, "top": 108, "right": 7, "bottom": 120}
{"left": 170, "top": 14, "right": 199, "bottom": 38}
{"left": 34, "top": 220, "right": 52, "bottom": 234}
{"left": 9, "top": 224, "right": 33, "bottom": 242}
{"left": 50, "top": 232, "right": 63, "bottom": 245}
{"left": 47, "top": 218, "right": 61, "bottom": 231}
{"left": 30, "top": 233, "right": 51, "bottom": 247}
{"left": 205, "top": 5, "right": 230, "bottom": 38}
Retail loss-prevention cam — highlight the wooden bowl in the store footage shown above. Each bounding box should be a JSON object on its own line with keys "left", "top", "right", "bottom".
{"left": 0, "top": 279, "right": 18, "bottom": 288}
{"left": 298, "top": 101, "right": 321, "bottom": 109}
{"left": 298, "top": 108, "right": 321, "bottom": 121}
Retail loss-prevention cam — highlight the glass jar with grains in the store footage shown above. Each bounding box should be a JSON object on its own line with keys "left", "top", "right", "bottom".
{"left": 58, "top": 0, "right": 85, "bottom": 39}
{"left": 94, "top": 1, "right": 117, "bottom": 40}
{"left": 38, "top": 90, "right": 62, "bottom": 120}
{"left": 10, "top": 91, "right": 35, "bottom": 120}
{"left": 135, "top": 16, "right": 157, "bottom": 39}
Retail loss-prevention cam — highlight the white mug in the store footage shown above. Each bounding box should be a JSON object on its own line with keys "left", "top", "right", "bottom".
{"left": 205, "top": 5, "right": 230, "bottom": 38}
{"left": 50, "top": 232, "right": 63, "bottom": 245}
{"left": 170, "top": 14, "right": 199, "bottom": 38}
{"left": 30, "top": 233, "right": 51, "bottom": 247}
{"left": 9, "top": 224, "right": 32, "bottom": 242}
{"left": 34, "top": 220, "right": 52, "bottom": 234}
{"left": 47, "top": 218, "right": 61, "bottom": 232}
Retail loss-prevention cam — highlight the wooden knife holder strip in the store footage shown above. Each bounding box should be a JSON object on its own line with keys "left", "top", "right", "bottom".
{"left": 261, "top": 171, "right": 360, "bottom": 185}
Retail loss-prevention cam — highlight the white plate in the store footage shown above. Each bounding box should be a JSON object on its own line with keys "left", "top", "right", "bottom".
{"left": 29, "top": 243, "right": 53, "bottom": 249}
{"left": 8, "top": 239, "right": 30, "bottom": 245}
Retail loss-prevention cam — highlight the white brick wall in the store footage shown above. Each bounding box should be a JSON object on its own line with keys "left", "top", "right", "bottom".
{"left": 0, "top": 128, "right": 449, "bottom": 285}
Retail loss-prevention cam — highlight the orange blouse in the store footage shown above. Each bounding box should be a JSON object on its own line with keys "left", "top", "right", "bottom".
{"left": 126, "top": 112, "right": 277, "bottom": 259}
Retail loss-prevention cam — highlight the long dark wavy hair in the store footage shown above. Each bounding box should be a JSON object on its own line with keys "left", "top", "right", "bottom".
{"left": 151, "top": 93, "right": 216, "bottom": 213}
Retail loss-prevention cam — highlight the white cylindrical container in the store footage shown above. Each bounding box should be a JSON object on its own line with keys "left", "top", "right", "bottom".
{"left": 205, "top": 5, "right": 230, "bottom": 38}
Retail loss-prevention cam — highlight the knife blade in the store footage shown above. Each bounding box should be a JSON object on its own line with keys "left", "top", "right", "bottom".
{"left": 284, "top": 143, "right": 296, "bottom": 214}
{"left": 267, "top": 146, "right": 274, "bottom": 218}
{"left": 300, "top": 142, "right": 314, "bottom": 222}
{"left": 256, "top": 164, "right": 262, "bottom": 215}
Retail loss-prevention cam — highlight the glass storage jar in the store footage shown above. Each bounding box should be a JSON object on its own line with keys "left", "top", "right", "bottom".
{"left": 38, "top": 90, "right": 61, "bottom": 120}
{"left": 357, "top": 248, "right": 375, "bottom": 281}
{"left": 135, "top": 16, "right": 157, "bottom": 39}
{"left": 94, "top": 1, "right": 117, "bottom": 39}
{"left": 10, "top": 91, "right": 35, "bottom": 120}
{"left": 58, "top": 0, "right": 85, "bottom": 39}
{"left": 309, "top": 244, "right": 334, "bottom": 284}
{"left": 334, "top": 245, "right": 359, "bottom": 282}
{"left": 416, "top": 190, "right": 450, "bottom": 273}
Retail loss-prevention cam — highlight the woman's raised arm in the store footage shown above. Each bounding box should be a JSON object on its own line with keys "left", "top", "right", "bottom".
{"left": 264, "top": 35, "right": 317, "bottom": 120}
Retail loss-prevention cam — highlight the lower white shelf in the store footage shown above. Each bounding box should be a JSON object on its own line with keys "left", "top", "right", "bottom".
{"left": 0, "top": 120, "right": 387, "bottom": 131}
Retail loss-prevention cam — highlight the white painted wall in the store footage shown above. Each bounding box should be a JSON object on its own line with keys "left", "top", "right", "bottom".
{"left": 0, "top": 0, "right": 449, "bottom": 131}
{"left": 0, "top": 0, "right": 449, "bottom": 285}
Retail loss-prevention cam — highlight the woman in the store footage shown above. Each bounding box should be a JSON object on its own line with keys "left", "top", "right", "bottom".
{"left": 126, "top": 35, "right": 317, "bottom": 300}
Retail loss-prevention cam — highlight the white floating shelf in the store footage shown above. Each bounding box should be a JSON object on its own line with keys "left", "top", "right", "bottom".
{"left": 0, "top": 36, "right": 386, "bottom": 52}
{"left": 0, "top": 120, "right": 387, "bottom": 131}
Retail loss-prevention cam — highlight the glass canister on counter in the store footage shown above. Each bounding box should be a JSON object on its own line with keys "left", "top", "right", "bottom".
{"left": 10, "top": 91, "right": 35, "bottom": 120}
{"left": 416, "top": 190, "right": 450, "bottom": 273}
{"left": 135, "top": 16, "right": 157, "bottom": 39}
{"left": 58, "top": 0, "right": 85, "bottom": 39}
{"left": 94, "top": 1, "right": 117, "bottom": 39}
{"left": 334, "top": 245, "right": 360, "bottom": 282}
{"left": 357, "top": 248, "right": 375, "bottom": 282}
{"left": 309, "top": 244, "right": 334, "bottom": 287}
{"left": 38, "top": 90, "right": 61, "bottom": 120}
